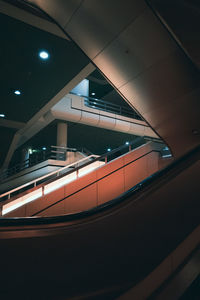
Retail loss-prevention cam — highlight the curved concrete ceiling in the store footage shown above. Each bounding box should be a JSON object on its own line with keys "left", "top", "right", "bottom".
{"left": 28, "top": 0, "right": 200, "bottom": 158}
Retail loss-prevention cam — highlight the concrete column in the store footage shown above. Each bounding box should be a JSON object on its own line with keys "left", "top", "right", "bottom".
{"left": 21, "top": 147, "right": 30, "bottom": 169}
{"left": 21, "top": 147, "right": 29, "bottom": 162}
{"left": 57, "top": 122, "right": 67, "bottom": 160}
{"left": 57, "top": 122, "right": 67, "bottom": 147}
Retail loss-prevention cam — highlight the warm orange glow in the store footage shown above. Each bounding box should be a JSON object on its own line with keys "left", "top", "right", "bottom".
{"left": 44, "top": 172, "right": 77, "bottom": 195}
{"left": 78, "top": 161, "right": 105, "bottom": 177}
{"left": 2, "top": 161, "right": 105, "bottom": 215}
{"left": 44, "top": 161, "right": 105, "bottom": 194}
{"left": 2, "top": 188, "right": 43, "bottom": 215}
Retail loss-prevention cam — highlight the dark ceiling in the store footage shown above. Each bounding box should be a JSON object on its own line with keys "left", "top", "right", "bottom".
{"left": 0, "top": 127, "right": 17, "bottom": 167}
{"left": 88, "top": 70, "right": 114, "bottom": 99}
{"left": 0, "top": 12, "right": 89, "bottom": 123}
{"left": 0, "top": 7, "right": 139, "bottom": 168}
{"left": 148, "top": 0, "right": 200, "bottom": 68}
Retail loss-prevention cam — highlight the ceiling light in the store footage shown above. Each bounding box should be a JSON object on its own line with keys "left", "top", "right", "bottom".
{"left": 91, "top": 92, "right": 95, "bottom": 96}
{"left": 39, "top": 50, "right": 49, "bottom": 60}
{"left": 107, "top": 148, "right": 111, "bottom": 152}
{"left": 0, "top": 114, "right": 5, "bottom": 118}
{"left": 42, "top": 147, "right": 46, "bottom": 150}
{"left": 125, "top": 141, "right": 129, "bottom": 145}
{"left": 14, "top": 90, "right": 21, "bottom": 95}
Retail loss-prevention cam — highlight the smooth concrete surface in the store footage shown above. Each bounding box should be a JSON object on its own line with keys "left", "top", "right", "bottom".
{"left": 57, "top": 122, "right": 67, "bottom": 148}
{"left": 4, "top": 142, "right": 167, "bottom": 217}
{"left": 50, "top": 93, "right": 156, "bottom": 137}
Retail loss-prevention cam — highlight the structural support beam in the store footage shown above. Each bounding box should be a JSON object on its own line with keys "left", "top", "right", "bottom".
{"left": 0, "top": 119, "right": 25, "bottom": 130}
{"left": 0, "top": 0, "right": 69, "bottom": 40}
{"left": 18, "top": 63, "right": 95, "bottom": 140}
{"left": 57, "top": 122, "right": 67, "bottom": 148}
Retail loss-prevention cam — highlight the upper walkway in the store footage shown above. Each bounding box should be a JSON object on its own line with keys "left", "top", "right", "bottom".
{"left": 18, "top": 92, "right": 157, "bottom": 149}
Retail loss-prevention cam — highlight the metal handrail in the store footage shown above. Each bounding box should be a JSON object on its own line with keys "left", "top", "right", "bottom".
{"left": 50, "top": 145, "right": 77, "bottom": 151}
{"left": 0, "top": 154, "right": 98, "bottom": 201}
{"left": 0, "top": 136, "right": 162, "bottom": 203}
{"left": 0, "top": 137, "right": 145, "bottom": 201}
{"left": 0, "top": 151, "right": 52, "bottom": 182}
{"left": 79, "top": 147, "right": 93, "bottom": 156}
{"left": 0, "top": 146, "right": 81, "bottom": 183}
{"left": 34, "top": 148, "right": 163, "bottom": 217}
{"left": 0, "top": 143, "right": 195, "bottom": 226}
{"left": 69, "top": 92, "right": 143, "bottom": 120}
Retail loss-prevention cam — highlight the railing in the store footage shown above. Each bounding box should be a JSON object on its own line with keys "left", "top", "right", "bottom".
{"left": 0, "top": 141, "right": 196, "bottom": 226}
{"left": 0, "top": 136, "right": 166, "bottom": 217}
{"left": 49, "top": 145, "right": 77, "bottom": 161}
{"left": 0, "top": 154, "right": 99, "bottom": 203}
{"left": 0, "top": 137, "right": 148, "bottom": 204}
{"left": 70, "top": 92, "right": 143, "bottom": 120}
{"left": 34, "top": 148, "right": 162, "bottom": 217}
{"left": 0, "top": 145, "right": 85, "bottom": 183}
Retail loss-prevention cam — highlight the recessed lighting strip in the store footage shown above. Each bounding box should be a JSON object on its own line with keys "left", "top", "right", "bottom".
{"left": 2, "top": 161, "right": 105, "bottom": 215}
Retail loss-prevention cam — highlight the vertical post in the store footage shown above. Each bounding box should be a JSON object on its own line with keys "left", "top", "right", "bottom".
{"left": 42, "top": 186, "right": 44, "bottom": 197}
{"left": 129, "top": 145, "right": 131, "bottom": 152}
{"left": 21, "top": 147, "right": 30, "bottom": 170}
{"left": 57, "top": 122, "right": 67, "bottom": 160}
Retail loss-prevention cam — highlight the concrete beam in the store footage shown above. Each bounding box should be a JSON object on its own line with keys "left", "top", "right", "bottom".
{"left": 0, "top": 0, "right": 69, "bottom": 40}
{"left": 0, "top": 119, "right": 25, "bottom": 130}
{"left": 18, "top": 63, "right": 95, "bottom": 139}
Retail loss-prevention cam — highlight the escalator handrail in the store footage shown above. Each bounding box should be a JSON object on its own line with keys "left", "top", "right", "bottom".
{"left": 70, "top": 91, "right": 142, "bottom": 120}
{"left": 2, "top": 139, "right": 194, "bottom": 226}
{"left": 32, "top": 148, "right": 162, "bottom": 217}
{"left": 0, "top": 154, "right": 99, "bottom": 200}
{"left": 0, "top": 143, "right": 198, "bottom": 226}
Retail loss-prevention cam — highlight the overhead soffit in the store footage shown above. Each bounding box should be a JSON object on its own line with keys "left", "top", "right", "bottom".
{"left": 3, "top": 0, "right": 52, "bottom": 21}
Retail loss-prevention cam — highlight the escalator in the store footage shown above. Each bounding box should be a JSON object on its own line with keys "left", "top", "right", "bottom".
{"left": 0, "top": 1, "right": 200, "bottom": 299}
{"left": 0, "top": 141, "right": 199, "bottom": 300}
{"left": 0, "top": 139, "right": 164, "bottom": 217}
